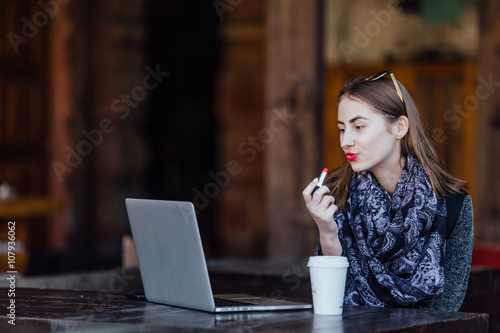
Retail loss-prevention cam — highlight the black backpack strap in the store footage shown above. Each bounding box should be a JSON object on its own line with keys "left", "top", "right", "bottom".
{"left": 445, "top": 190, "right": 467, "bottom": 237}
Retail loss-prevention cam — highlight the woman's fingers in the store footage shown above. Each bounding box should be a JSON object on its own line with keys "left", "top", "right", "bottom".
{"left": 310, "top": 194, "right": 335, "bottom": 216}
{"left": 302, "top": 180, "right": 318, "bottom": 202}
{"left": 303, "top": 182, "right": 338, "bottom": 231}
{"left": 319, "top": 190, "right": 334, "bottom": 205}
{"left": 318, "top": 195, "right": 337, "bottom": 217}
{"left": 324, "top": 200, "right": 338, "bottom": 218}
{"left": 302, "top": 180, "right": 339, "bottom": 243}
{"left": 312, "top": 186, "right": 331, "bottom": 204}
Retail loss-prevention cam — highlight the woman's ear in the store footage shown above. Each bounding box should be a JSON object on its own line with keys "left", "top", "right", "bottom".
{"left": 395, "top": 116, "right": 409, "bottom": 140}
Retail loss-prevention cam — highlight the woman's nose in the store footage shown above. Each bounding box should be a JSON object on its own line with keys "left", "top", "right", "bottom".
{"left": 341, "top": 131, "right": 355, "bottom": 148}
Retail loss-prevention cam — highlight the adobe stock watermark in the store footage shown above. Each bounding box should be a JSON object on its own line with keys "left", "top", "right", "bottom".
{"left": 432, "top": 74, "right": 500, "bottom": 143}
{"left": 213, "top": 0, "right": 243, "bottom": 21}
{"left": 340, "top": 0, "right": 403, "bottom": 63}
{"left": 8, "top": 0, "right": 69, "bottom": 54}
{"left": 51, "top": 64, "right": 169, "bottom": 182}
{"left": 192, "top": 106, "right": 296, "bottom": 214}
{"left": 276, "top": 257, "right": 310, "bottom": 298}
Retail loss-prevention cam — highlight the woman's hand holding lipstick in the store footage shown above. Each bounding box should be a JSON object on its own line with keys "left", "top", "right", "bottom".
{"left": 302, "top": 170, "right": 342, "bottom": 256}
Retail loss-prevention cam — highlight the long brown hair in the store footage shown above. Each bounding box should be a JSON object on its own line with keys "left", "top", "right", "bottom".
{"left": 327, "top": 74, "right": 466, "bottom": 207}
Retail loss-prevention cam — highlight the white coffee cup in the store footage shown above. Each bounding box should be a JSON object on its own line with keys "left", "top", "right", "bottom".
{"left": 307, "top": 256, "right": 349, "bottom": 315}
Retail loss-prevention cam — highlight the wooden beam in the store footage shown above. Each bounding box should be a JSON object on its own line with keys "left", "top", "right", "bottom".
{"left": 475, "top": 0, "right": 500, "bottom": 242}
{"left": 265, "top": 0, "right": 323, "bottom": 258}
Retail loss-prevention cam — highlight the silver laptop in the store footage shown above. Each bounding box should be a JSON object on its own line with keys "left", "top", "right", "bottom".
{"left": 125, "top": 198, "right": 312, "bottom": 313}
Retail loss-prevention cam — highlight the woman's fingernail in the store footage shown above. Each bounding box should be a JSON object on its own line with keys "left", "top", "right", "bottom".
{"left": 313, "top": 177, "right": 318, "bottom": 182}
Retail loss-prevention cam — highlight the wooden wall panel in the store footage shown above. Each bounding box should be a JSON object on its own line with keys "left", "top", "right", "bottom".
{"left": 0, "top": 0, "right": 50, "bottom": 274}
{"left": 0, "top": 0, "right": 49, "bottom": 196}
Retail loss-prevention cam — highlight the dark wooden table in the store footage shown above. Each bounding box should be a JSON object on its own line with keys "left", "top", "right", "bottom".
{"left": 0, "top": 287, "right": 488, "bottom": 332}
{"left": 0, "top": 259, "right": 490, "bottom": 332}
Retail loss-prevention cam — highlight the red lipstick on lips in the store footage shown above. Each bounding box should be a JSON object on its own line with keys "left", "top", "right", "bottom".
{"left": 346, "top": 153, "right": 358, "bottom": 161}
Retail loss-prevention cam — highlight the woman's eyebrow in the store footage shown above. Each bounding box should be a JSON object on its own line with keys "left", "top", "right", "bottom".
{"left": 337, "top": 116, "right": 369, "bottom": 125}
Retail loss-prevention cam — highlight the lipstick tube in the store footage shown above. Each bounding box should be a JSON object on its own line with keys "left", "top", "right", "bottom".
{"left": 311, "top": 168, "right": 328, "bottom": 195}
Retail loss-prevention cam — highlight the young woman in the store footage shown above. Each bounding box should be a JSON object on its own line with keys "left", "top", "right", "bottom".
{"left": 303, "top": 71, "right": 473, "bottom": 311}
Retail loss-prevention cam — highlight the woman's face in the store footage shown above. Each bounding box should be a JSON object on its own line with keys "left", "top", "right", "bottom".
{"left": 337, "top": 96, "right": 402, "bottom": 174}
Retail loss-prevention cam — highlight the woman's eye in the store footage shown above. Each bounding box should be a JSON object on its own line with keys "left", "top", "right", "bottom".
{"left": 355, "top": 125, "right": 363, "bottom": 130}
{"left": 338, "top": 128, "right": 345, "bottom": 133}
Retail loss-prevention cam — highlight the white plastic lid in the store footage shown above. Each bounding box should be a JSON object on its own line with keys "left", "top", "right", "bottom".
{"left": 307, "top": 256, "right": 349, "bottom": 268}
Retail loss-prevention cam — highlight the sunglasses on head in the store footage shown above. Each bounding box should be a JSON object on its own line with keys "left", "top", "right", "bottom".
{"left": 364, "top": 70, "right": 406, "bottom": 115}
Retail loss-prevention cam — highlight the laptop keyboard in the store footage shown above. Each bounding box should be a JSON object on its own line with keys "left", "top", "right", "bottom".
{"left": 214, "top": 298, "right": 255, "bottom": 307}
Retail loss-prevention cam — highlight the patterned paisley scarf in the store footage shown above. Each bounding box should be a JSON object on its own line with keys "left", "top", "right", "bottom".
{"left": 334, "top": 155, "right": 447, "bottom": 307}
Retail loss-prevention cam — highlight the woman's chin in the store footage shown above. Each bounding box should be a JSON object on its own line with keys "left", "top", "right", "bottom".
{"left": 349, "top": 162, "right": 366, "bottom": 173}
